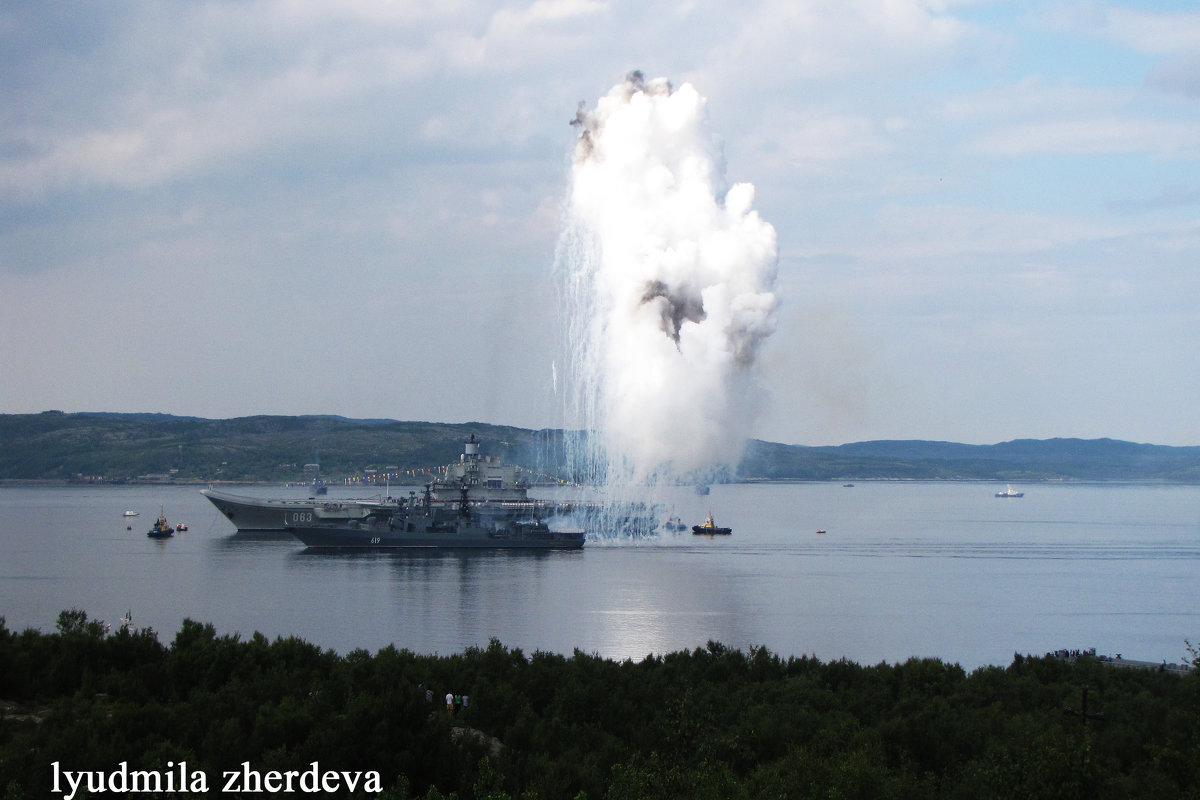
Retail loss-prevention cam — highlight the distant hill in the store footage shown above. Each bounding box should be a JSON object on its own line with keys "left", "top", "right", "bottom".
{"left": 0, "top": 412, "right": 556, "bottom": 483}
{"left": 0, "top": 412, "right": 1197, "bottom": 483}
{"left": 740, "top": 438, "right": 1200, "bottom": 482}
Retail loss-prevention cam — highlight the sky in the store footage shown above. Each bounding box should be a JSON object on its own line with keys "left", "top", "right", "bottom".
{"left": 1, "top": 0, "right": 1198, "bottom": 447}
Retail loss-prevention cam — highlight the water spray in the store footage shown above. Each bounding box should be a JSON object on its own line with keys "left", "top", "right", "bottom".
{"left": 556, "top": 72, "right": 779, "bottom": 533}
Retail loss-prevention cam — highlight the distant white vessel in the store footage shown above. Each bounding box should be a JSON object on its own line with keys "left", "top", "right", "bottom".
{"left": 995, "top": 484, "right": 1024, "bottom": 498}
{"left": 123, "top": 510, "right": 139, "bottom": 517}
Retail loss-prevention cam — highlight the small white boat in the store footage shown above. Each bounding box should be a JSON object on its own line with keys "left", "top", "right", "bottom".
{"left": 995, "top": 484, "right": 1024, "bottom": 498}
{"left": 123, "top": 510, "right": 139, "bottom": 517}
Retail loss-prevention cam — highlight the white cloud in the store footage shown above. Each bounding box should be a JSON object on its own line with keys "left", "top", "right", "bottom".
{"left": 869, "top": 203, "right": 1112, "bottom": 261}
{"left": 969, "top": 115, "right": 1200, "bottom": 157}
{"left": 711, "top": 0, "right": 970, "bottom": 81}
{"left": 1091, "top": 7, "right": 1200, "bottom": 56}
{"left": 941, "top": 77, "right": 1125, "bottom": 122}
{"left": 1035, "top": 4, "right": 1200, "bottom": 98}
{"left": 2, "top": 0, "right": 1198, "bottom": 444}
{"left": 490, "top": 0, "right": 606, "bottom": 33}
{"left": 936, "top": 76, "right": 1200, "bottom": 157}
{"left": 0, "top": 0, "right": 598, "bottom": 200}
{"left": 742, "top": 112, "right": 896, "bottom": 175}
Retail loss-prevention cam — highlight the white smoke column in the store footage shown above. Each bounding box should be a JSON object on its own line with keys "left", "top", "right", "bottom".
{"left": 558, "top": 73, "right": 779, "bottom": 488}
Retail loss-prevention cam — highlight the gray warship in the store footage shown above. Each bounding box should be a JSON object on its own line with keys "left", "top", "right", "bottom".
{"left": 203, "top": 434, "right": 549, "bottom": 533}
{"left": 288, "top": 485, "right": 584, "bottom": 550}
{"left": 203, "top": 434, "right": 658, "bottom": 540}
{"left": 200, "top": 489, "right": 396, "bottom": 532}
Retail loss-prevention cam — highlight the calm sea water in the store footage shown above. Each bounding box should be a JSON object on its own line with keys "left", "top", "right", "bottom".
{"left": 0, "top": 482, "right": 1197, "bottom": 669}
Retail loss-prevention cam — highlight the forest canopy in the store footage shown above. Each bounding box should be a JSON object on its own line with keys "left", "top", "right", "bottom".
{"left": 1, "top": 611, "right": 1197, "bottom": 799}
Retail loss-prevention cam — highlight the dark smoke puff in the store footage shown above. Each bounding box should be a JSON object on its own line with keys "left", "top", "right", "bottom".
{"left": 640, "top": 279, "right": 706, "bottom": 344}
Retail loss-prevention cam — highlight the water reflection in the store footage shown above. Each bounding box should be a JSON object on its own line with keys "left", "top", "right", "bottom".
{"left": 563, "top": 547, "right": 754, "bottom": 659}
{"left": 271, "top": 543, "right": 756, "bottom": 661}
{"left": 208, "top": 531, "right": 297, "bottom": 549}
{"left": 270, "top": 548, "right": 587, "bottom": 655}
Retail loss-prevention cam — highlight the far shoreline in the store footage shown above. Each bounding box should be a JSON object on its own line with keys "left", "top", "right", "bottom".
{"left": 3, "top": 477, "right": 1199, "bottom": 488}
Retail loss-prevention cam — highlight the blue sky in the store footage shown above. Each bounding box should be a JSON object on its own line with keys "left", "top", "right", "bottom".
{"left": 1, "top": 0, "right": 1197, "bottom": 446}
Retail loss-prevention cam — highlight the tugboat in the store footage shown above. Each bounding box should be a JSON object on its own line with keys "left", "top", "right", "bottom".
{"left": 995, "top": 484, "right": 1024, "bottom": 498}
{"left": 147, "top": 508, "right": 174, "bottom": 538}
{"left": 692, "top": 511, "right": 731, "bottom": 536}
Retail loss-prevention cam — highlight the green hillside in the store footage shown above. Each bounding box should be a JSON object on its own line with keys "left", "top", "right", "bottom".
{"left": 1, "top": 412, "right": 1197, "bottom": 483}
{"left": 740, "top": 438, "right": 1200, "bottom": 482}
{"left": 0, "top": 412, "right": 556, "bottom": 484}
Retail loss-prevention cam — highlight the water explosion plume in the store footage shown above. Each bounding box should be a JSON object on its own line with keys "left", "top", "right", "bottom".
{"left": 557, "top": 72, "right": 779, "bottom": 495}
